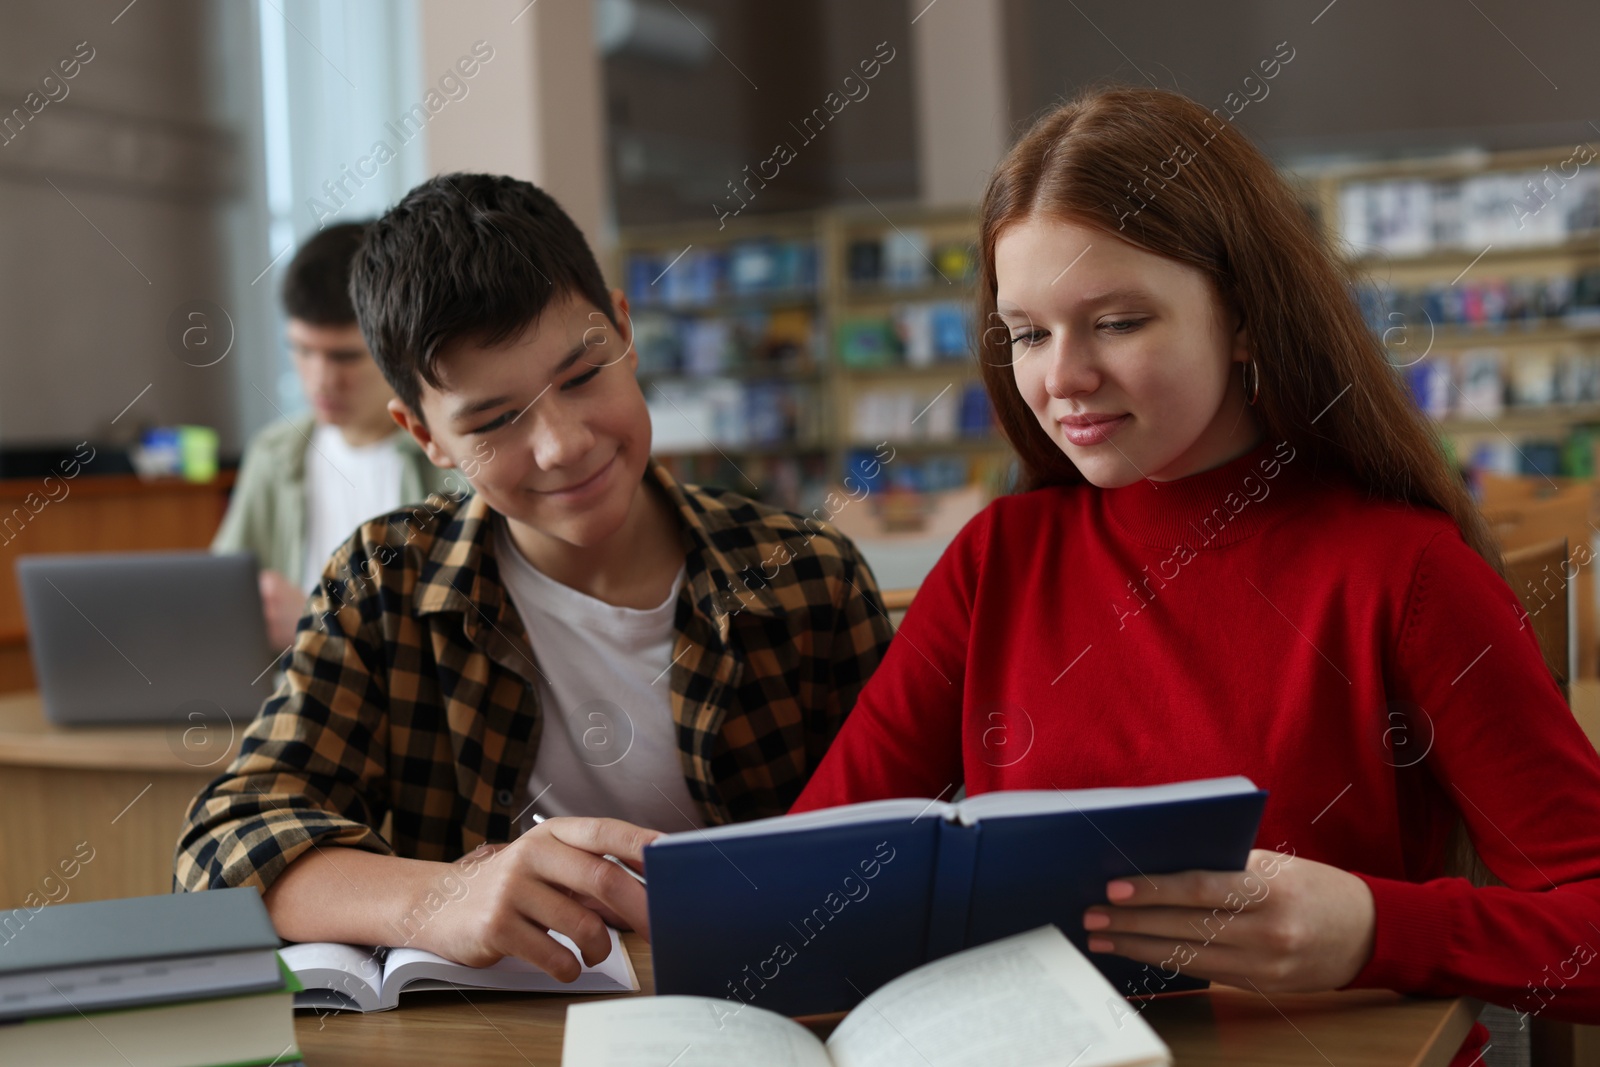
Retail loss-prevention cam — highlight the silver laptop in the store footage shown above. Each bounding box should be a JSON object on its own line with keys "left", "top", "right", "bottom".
{"left": 17, "top": 551, "right": 277, "bottom": 725}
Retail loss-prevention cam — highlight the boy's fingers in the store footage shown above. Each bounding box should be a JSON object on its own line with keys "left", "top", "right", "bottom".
{"left": 496, "top": 921, "right": 582, "bottom": 981}
{"left": 567, "top": 890, "right": 630, "bottom": 931}
{"left": 525, "top": 837, "right": 652, "bottom": 939}
{"left": 543, "top": 816, "right": 663, "bottom": 866}
{"left": 512, "top": 879, "right": 614, "bottom": 972}
{"left": 575, "top": 857, "right": 651, "bottom": 939}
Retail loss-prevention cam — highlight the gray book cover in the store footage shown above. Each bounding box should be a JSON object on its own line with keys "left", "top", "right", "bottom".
{"left": 0, "top": 888, "right": 280, "bottom": 975}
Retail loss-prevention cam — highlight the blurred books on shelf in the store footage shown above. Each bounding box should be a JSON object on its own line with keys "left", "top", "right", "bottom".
{"left": 624, "top": 239, "right": 818, "bottom": 308}
{"left": 1396, "top": 341, "right": 1600, "bottom": 472}
{"left": 622, "top": 228, "right": 830, "bottom": 508}
{"left": 849, "top": 382, "right": 994, "bottom": 444}
{"left": 635, "top": 306, "right": 818, "bottom": 378}
{"left": 1319, "top": 146, "right": 1600, "bottom": 488}
{"left": 652, "top": 452, "right": 832, "bottom": 515}
{"left": 1354, "top": 269, "right": 1600, "bottom": 336}
{"left": 618, "top": 206, "right": 1011, "bottom": 514}
{"left": 1338, "top": 161, "right": 1599, "bottom": 257}
{"left": 845, "top": 228, "right": 976, "bottom": 289}
{"left": 621, "top": 157, "right": 1600, "bottom": 509}
{"left": 647, "top": 379, "right": 822, "bottom": 454}
{"left": 1461, "top": 435, "right": 1595, "bottom": 479}
{"left": 837, "top": 316, "right": 899, "bottom": 369}
{"left": 1458, "top": 349, "right": 1508, "bottom": 416}
{"left": 845, "top": 447, "right": 990, "bottom": 496}
{"left": 837, "top": 303, "right": 972, "bottom": 368}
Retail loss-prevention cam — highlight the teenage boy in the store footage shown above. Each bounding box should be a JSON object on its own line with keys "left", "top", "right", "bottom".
{"left": 213, "top": 222, "right": 452, "bottom": 649}
{"left": 176, "top": 174, "right": 895, "bottom": 982}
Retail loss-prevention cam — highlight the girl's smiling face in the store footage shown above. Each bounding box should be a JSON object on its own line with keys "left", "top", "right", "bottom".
{"left": 995, "top": 215, "right": 1262, "bottom": 486}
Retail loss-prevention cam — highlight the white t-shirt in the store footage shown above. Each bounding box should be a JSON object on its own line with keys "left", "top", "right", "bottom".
{"left": 303, "top": 424, "right": 406, "bottom": 591}
{"left": 492, "top": 515, "right": 704, "bottom": 834}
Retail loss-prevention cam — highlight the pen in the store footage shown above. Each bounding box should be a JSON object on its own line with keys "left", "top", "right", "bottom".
{"left": 530, "top": 812, "right": 649, "bottom": 886}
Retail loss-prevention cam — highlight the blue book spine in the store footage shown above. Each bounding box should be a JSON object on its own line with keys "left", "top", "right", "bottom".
{"left": 923, "top": 819, "right": 981, "bottom": 962}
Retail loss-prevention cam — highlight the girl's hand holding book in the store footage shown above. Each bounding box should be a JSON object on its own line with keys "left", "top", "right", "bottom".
{"left": 1081, "top": 848, "right": 1377, "bottom": 992}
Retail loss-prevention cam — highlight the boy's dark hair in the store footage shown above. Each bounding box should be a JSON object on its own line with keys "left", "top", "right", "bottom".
{"left": 282, "top": 222, "right": 371, "bottom": 325}
{"left": 349, "top": 173, "right": 616, "bottom": 417}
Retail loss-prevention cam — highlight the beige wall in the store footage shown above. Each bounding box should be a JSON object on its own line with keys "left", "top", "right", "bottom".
{"left": 911, "top": 0, "right": 1007, "bottom": 207}
{"left": 419, "top": 0, "right": 611, "bottom": 254}
{"left": 0, "top": 1, "right": 236, "bottom": 448}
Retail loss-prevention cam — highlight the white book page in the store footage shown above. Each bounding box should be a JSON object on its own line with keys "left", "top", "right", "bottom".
{"left": 561, "top": 995, "right": 833, "bottom": 1067}
{"left": 953, "top": 776, "right": 1258, "bottom": 825}
{"left": 278, "top": 941, "right": 384, "bottom": 1012}
{"left": 825, "top": 927, "right": 1170, "bottom": 1067}
{"left": 649, "top": 798, "right": 948, "bottom": 846}
{"left": 383, "top": 927, "right": 637, "bottom": 1003}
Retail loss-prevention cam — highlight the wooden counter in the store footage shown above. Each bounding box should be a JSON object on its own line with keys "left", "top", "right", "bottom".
{"left": 0, "top": 471, "right": 234, "bottom": 692}
{"left": 0, "top": 690, "right": 242, "bottom": 909}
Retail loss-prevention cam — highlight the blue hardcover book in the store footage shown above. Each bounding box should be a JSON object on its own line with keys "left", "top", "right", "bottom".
{"left": 644, "top": 776, "right": 1266, "bottom": 1017}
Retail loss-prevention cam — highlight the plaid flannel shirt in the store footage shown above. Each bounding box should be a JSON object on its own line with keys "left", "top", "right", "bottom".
{"left": 174, "top": 461, "right": 894, "bottom": 893}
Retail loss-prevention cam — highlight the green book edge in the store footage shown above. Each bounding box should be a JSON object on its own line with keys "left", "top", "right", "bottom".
{"left": 194, "top": 1054, "right": 304, "bottom": 1067}
{"left": 278, "top": 952, "right": 305, "bottom": 995}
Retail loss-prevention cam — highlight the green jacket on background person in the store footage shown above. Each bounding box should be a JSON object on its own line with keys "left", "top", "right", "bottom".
{"left": 212, "top": 415, "right": 452, "bottom": 589}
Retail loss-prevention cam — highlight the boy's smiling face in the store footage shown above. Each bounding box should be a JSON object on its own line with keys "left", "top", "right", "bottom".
{"left": 392, "top": 288, "right": 651, "bottom": 551}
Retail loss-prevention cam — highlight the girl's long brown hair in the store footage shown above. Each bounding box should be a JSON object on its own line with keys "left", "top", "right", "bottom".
{"left": 977, "top": 84, "right": 1507, "bottom": 883}
{"left": 975, "top": 84, "right": 1504, "bottom": 579}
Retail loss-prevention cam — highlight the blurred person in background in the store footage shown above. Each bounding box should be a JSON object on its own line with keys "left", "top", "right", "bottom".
{"left": 212, "top": 223, "right": 451, "bottom": 649}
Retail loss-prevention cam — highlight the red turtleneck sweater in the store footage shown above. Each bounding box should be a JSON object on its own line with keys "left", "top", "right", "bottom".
{"left": 793, "top": 437, "right": 1600, "bottom": 1060}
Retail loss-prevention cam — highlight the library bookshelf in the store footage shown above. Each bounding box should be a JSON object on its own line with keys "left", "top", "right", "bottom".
{"left": 616, "top": 142, "right": 1600, "bottom": 510}
{"left": 1291, "top": 143, "right": 1600, "bottom": 482}
{"left": 614, "top": 204, "right": 1011, "bottom": 513}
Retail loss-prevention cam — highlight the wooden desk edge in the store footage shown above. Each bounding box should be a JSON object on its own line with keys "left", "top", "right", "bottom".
{"left": 0, "top": 691, "right": 243, "bottom": 773}
{"left": 0, "top": 471, "right": 236, "bottom": 498}
{"left": 1417, "top": 996, "right": 1484, "bottom": 1067}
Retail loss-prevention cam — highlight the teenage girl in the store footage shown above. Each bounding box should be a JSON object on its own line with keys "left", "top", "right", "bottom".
{"left": 791, "top": 86, "right": 1600, "bottom": 1063}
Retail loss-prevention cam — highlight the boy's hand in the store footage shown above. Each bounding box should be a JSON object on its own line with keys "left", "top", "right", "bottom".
{"left": 426, "top": 817, "right": 662, "bottom": 981}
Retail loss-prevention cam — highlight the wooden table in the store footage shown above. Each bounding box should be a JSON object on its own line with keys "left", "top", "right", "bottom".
{"left": 296, "top": 932, "right": 1479, "bottom": 1066}
{"left": 0, "top": 690, "right": 243, "bottom": 908}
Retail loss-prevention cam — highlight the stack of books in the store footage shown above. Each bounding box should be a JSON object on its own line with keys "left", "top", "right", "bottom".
{"left": 0, "top": 887, "right": 301, "bottom": 1067}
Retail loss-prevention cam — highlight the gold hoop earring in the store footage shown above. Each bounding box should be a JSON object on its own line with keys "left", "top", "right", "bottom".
{"left": 1242, "top": 359, "right": 1261, "bottom": 406}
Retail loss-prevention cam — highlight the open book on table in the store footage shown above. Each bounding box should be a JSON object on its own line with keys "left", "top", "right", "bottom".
{"left": 279, "top": 927, "right": 638, "bottom": 1012}
{"left": 563, "top": 925, "right": 1171, "bottom": 1067}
